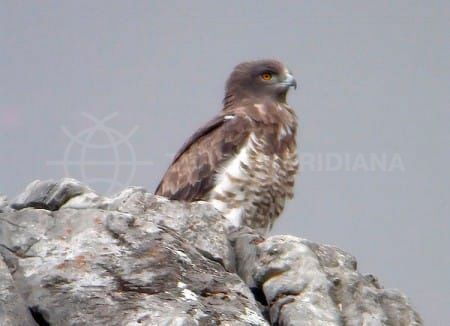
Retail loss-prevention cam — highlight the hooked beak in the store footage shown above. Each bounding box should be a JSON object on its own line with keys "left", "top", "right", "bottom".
{"left": 283, "top": 73, "right": 297, "bottom": 90}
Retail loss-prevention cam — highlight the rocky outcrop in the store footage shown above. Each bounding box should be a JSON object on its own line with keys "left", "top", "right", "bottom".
{"left": 0, "top": 179, "right": 422, "bottom": 325}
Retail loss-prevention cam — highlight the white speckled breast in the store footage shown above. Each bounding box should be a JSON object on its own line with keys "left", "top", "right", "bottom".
{"left": 208, "top": 128, "right": 298, "bottom": 235}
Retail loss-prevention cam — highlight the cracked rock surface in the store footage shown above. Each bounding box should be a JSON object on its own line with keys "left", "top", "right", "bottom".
{"left": 0, "top": 179, "right": 422, "bottom": 325}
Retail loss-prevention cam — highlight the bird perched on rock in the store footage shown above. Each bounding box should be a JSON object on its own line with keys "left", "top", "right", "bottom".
{"left": 155, "top": 59, "right": 298, "bottom": 235}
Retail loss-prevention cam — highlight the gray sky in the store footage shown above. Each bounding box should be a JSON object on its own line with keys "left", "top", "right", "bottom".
{"left": 1, "top": 1, "right": 449, "bottom": 324}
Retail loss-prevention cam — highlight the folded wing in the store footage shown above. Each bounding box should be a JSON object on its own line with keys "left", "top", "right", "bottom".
{"left": 155, "top": 114, "right": 252, "bottom": 201}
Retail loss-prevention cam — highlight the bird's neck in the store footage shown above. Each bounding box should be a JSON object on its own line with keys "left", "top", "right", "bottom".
{"left": 222, "top": 92, "right": 235, "bottom": 110}
{"left": 222, "top": 92, "right": 288, "bottom": 111}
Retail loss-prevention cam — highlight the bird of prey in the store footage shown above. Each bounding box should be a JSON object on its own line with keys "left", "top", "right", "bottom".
{"left": 155, "top": 59, "right": 298, "bottom": 235}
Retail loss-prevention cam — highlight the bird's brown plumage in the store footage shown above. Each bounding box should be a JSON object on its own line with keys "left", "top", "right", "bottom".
{"left": 155, "top": 59, "right": 298, "bottom": 234}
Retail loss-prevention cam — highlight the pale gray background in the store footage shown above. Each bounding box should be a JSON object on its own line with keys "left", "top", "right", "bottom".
{"left": 1, "top": 1, "right": 449, "bottom": 324}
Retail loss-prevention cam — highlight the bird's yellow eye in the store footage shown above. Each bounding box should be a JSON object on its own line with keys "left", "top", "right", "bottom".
{"left": 261, "top": 72, "right": 272, "bottom": 81}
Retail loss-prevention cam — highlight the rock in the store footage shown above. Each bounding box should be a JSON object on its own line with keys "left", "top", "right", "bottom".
{"left": 0, "top": 255, "right": 37, "bottom": 326}
{"left": 0, "top": 194, "right": 10, "bottom": 213}
{"left": 10, "top": 179, "right": 92, "bottom": 211}
{"left": 231, "top": 235, "right": 423, "bottom": 326}
{"left": 0, "top": 179, "right": 422, "bottom": 325}
{"left": 1, "top": 180, "right": 265, "bottom": 325}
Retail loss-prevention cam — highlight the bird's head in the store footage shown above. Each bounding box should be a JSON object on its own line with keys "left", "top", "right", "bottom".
{"left": 224, "top": 59, "right": 297, "bottom": 105}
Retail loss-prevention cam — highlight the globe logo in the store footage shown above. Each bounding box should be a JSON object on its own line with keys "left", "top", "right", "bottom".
{"left": 48, "top": 113, "right": 153, "bottom": 194}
